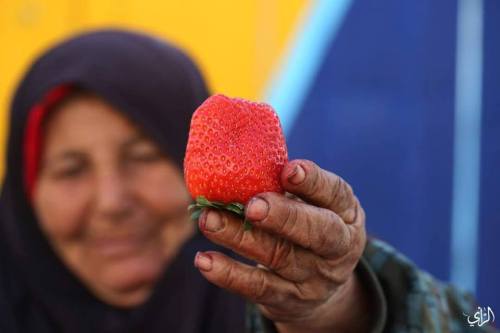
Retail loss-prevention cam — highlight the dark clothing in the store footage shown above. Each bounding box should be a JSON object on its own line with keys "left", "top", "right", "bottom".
{"left": 249, "top": 238, "right": 499, "bottom": 333}
{"left": 361, "top": 239, "right": 498, "bottom": 332}
{"left": 0, "top": 230, "right": 246, "bottom": 333}
{"left": 0, "top": 29, "right": 248, "bottom": 332}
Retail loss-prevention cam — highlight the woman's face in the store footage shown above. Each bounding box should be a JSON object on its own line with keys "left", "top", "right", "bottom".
{"left": 33, "top": 93, "right": 194, "bottom": 307}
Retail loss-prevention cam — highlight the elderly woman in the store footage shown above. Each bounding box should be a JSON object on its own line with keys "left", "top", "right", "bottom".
{"left": 0, "top": 30, "right": 496, "bottom": 333}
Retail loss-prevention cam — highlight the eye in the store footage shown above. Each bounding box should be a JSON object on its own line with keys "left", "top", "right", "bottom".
{"left": 55, "top": 166, "right": 84, "bottom": 179}
{"left": 124, "top": 141, "right": 164, "bottom": 164}
{"left": 49, "top": 160, "right": 87, "bottom": 180}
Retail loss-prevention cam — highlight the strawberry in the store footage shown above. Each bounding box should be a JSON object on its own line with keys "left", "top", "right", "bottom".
{"left": 184, "top": 94, "right": 288, "bottom": 224}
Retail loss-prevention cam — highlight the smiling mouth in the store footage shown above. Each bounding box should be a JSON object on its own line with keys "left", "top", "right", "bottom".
{"left": 88, "top": 210, "right": 187, "bottom": 258}
{"left": 91, "top": 235, "right": 148, "bottom": 258}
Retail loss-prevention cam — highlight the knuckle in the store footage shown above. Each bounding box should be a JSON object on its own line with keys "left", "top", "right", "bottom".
{"left": 342, "top": 178, "right": 354, "bottom": 198}
{"left": 293, "top": 282, "right": 329, "bottom": 304}
{"left": 267, "top": 238, "right": 294, "bottom": 271}
{"left": 302, "top": 212, "right": 314, "bottom": 250}
{"left": 314, "top": 259, "right": 345, "bottom": 285}
{"left": 341, "top": 199, "right": 358, "bottom": 223}
{"left": 306, "top": 164, "right": 323, "bottom": 198}
{"left": 277, "top": 202, "right": 299, "bottom": 237}
{"left": 325, "top": 175, "right": 358, "bottom": 216}
{"left": 228, "top": 219, "right": 246, "bottom": 247}
{"left": 250, "top": 269, "right": 269, "bottom": 302}
{"left": 331, "top": 229, "right": 351, "bottom": 259}
{"left": 222, "top": 263, "right": 238, "bottom": 290}
{"left": 326, "top": 174, "right": 343, "bottom": 208}
{"left": 340, "top": 197, "right": 366, "bottom": 226}
{"left": 339, "top": 180, "right": 354, "bottom": 210}
{"left": 310, "top": 210, "right": 342, "bottom": 256}
{"left": 315, "top": 218, "right": 332, "bottom": 254}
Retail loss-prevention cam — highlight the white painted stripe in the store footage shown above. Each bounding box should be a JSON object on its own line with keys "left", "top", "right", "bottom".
{"left": 264, "top": 0, "right": 354, "bottom": 135}
{"left": 450, "top": 0, "right": 484, "bottom": 294}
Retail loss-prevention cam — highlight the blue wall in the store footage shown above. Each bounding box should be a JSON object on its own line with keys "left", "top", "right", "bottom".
{"left": 275, "top": 0, "right": 498, "bottom": 311}
{"left": 478, "top": 0, "right": 500, "bottom": 313}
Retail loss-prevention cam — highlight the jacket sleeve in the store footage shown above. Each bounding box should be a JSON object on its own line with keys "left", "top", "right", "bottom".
{"left": 363, "top": 238, "right": 498, "bottom": 332}
{"left": 246, "top": 237, "right": 499, "bottom": 333}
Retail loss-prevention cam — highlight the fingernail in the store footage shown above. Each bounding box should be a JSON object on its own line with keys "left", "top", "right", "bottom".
{"left": 195, "top": 252, "right": 213, "bottom": 271}
{"left": 288, "top": 165, "right": 305, "bottom": 185}
{"left": 246, "top": 197, "right": 269, "bottom": 221}
{"left": 204, "top": 210, "right": 224, "bottom": 232}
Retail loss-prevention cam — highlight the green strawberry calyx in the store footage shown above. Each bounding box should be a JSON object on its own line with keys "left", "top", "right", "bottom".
{"left": 188, "top": 196, "right": 252, "bottom": 230}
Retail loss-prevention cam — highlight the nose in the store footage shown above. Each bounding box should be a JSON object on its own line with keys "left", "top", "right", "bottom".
{"left": 94, "top": 169, "right": 133, "bottom": 222}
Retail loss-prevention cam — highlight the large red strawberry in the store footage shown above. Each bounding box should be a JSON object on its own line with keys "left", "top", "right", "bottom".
{"left": 184, "top": 94, "right": 288, "bottom": 222}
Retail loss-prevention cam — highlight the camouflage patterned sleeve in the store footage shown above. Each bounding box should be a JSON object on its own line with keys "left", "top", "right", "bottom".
{"left": 363, "top": 237, "right": 498, "bottom": 332}
{"left": 246, "top": 237, "right": 499, "bottom": 333}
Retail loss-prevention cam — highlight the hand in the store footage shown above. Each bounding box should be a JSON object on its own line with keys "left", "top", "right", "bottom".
{"left": 194, "top": 160, "right": 373, "bottom": 333}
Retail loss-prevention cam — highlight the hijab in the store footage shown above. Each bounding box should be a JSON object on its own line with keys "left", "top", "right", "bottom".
{"left": 0, "top": 29, "right": 246, "bottom": 333}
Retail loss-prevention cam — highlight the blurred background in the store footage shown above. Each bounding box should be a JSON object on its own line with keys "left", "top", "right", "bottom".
{"left": 1, "top": 0, "right": 498, "bottom": 313}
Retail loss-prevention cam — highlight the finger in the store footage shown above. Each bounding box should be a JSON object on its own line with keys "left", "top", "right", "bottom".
{"left": 194, "top": 250, "right": 299, "bottom": 307}
{"left": 198, "top": 209, "right": 318, "bottom": 282}
{"left": 280, "top": 160, "right": 359, "bottom": 223}
{"left": 245, "top": 193, "right": 352, "bottom": 259}
{"left": 284, "top": 192, "right": 302, "bottom": 201}
{"left": 195, "top": 251, "right": 335, "bottom": 315}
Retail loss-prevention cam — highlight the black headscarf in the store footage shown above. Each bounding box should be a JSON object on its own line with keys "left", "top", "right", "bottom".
{"left": 0, "top": 29, "right": 246, "bottom": 333}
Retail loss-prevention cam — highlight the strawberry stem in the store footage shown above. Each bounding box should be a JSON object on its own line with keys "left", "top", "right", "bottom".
{"left": 188, "top": 196, "right": 252, "bottom": 230}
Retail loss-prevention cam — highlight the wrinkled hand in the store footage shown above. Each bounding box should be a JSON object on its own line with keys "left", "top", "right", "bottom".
{"left": 194, "top": 160, "right": 370, "bottom": 333}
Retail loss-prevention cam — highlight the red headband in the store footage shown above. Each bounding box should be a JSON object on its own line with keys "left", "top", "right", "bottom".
{"left": 23, "top": 85, "right": 72, "bottom": 199}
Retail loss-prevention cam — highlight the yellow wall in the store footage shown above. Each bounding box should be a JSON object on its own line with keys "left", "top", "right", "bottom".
{"left": 0, "top": 0, "right": 310, "bottom": 178}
